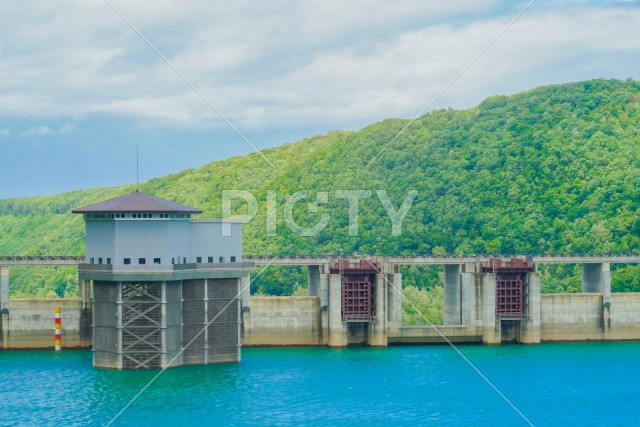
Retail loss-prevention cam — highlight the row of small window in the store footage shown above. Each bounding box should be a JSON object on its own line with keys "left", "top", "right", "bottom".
{"left": 90, "top": 256, "right": 237, "bottom": 265}
{"left": 123, "top": 258, "right": 161, "bottom": 265}
{"left": 123, "top": 256, "right": 237, "bottom": 264}
{"left": 85, "top": 213, "right": 190, "bottom": 219}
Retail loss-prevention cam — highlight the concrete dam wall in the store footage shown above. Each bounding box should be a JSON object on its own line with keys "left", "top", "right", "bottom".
{"left": 242, "top": 296, "right": 323, "bottom": 346}
{"left": 3, "top": 293, "right": 640, "bottom": 349}
{"left": 0, "top": 299, "right": 90, "bottom": 349}
{"left": 541, "top": 293, "right": 640, "bottom": 341}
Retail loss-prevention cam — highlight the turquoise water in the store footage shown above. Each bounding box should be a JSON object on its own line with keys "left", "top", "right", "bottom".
{"left": 1, "top": 343, "right": 639, "bottom": 426}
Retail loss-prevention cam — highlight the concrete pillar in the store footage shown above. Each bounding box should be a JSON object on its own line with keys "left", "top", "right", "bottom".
{"left": 443, "top": 264, "right": 461, "bottom": 325}
{"left": 582, "top": 263, "right": 611, "bottom": 296}
{"left": 240, "top": 274, "right": 251, "bottom": 311}
{"left": 481, "top": 273, "right": 501, "bottom": 345}
{"left": 308, "top": 265, "right": 320, "bottom": 297}
{"left": 520, "top": 272, "right": 541, "bottom": 344}
{"left": 0, "top": 266, "right": 9, "bottom": 312}
{"left": 582, "top": 263, "right": 612, "bottom": 332}
{"left": 460, "top": 272, "right": 480, "bottom": 328}
{"left": 319, "top": 272, "right": 329, "bottom": 308}
{"left": 319, "top": 271, "right": 329, "bottom": 344}
{"left": 368, "top": 274, "right": 388, "bottom": 346}
{"left": 328, "top": 273, "right": 347, "bottom": 347}
{"left": 386, "top": 273, "right": 402, "bottom": 335}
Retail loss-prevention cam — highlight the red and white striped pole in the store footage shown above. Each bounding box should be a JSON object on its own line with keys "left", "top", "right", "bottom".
{"left": 54, "top": 307, "right": 61, "bottom": 351}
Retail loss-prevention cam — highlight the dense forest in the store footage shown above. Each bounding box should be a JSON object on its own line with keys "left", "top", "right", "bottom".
{"left": 1, "top": 79, "right": 640, "bottom": 323}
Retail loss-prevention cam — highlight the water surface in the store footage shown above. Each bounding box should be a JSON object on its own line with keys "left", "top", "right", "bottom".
{"left": 1, "top": 342, "right": 639, "bottom": 426}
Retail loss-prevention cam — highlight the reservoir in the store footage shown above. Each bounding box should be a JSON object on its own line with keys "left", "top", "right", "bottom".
{"left": 1, "top": 342, "right": 639, "bottom": 426}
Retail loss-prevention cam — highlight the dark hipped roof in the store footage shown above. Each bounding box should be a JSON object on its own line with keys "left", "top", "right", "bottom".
{"left": 71, "top": 191, "right": 202, "bottom": 214}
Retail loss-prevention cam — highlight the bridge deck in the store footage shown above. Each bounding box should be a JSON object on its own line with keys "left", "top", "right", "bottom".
{"left": 2, "top": 254, "right": 639, "bottom": 267}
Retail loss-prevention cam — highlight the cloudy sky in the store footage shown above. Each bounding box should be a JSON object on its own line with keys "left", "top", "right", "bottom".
{"left": 0, "top": 0, "right": 639, "bottom": 198}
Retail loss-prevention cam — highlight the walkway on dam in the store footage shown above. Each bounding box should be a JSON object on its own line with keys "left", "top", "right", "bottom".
{"left": 2, "top": 253, "right": 640, "bottom": 267}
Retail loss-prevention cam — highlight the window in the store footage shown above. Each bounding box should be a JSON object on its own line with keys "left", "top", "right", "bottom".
{"left": 154, "top": 258, "right": 161, "bottom": 264}
{"left": 107, "top": 258, "right": 111, "bottom": 265}
{"left": 90, "top": 257, "right": 94, "bottom": 264}
{"left": 139, "top": 258, "right": 146, "bottom": 265}
{"left": 124, "top": 258, "right": 131, "bottom": 265}
{"left": 196, "top": 257, "right": 202, "bottom": 263}
{"left": 230, "top": 256, "right": 236, "bottom": 262}
{"left": 208, "top": 257, "right": 213, "bottom": 263}
{"left": 98, "top": 258, "right": 103, "bottom": 265}
{"left": 219, "top": 256, "right": 225, "bottom": 262}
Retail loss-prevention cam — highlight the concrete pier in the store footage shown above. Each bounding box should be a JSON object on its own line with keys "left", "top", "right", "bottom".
{"left": 460, "top": 272, "right": 480, "bottom": 329}
{"left": 520, "top": 272, "right": 541, "bottom": 343}
{"left": 582, "top": 263, "right": 612, "bottom": 297}
{"left": 481, "top": 273, "right": 500, "bottom": 345}
{"left": 387, "top": 273, "right": 402, "bottom": 336}
{"left": 367, "top": 274, "right": 387, "bottom": 346}
{"left": 328, "top": 273, "right": 347, "bottom": 347}
{"left": 443, "top": 264, "right": 461, "bottom": 325}
{"left": 308, "top": 265, "right": 320, "bottom": 297}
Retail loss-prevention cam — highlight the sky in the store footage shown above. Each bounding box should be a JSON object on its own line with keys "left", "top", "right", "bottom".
{"left": 1, "top": 0, "right": 639, "bottom": 199}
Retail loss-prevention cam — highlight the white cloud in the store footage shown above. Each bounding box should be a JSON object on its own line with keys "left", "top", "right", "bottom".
{"left": 0, "top": 128, "right": 9, "bottom": 136}
{"left": 19, "top": 122, "right": 76, "bottom": 138}
{"left": 0, "top": 1, "right": 639, "bottom": 133}
{"left": 20, "top": 126, "right": 53, "bottom": 138}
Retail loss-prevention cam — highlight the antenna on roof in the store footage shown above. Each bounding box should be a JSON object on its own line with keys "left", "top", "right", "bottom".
{"left": 136, "top": 145, "right": 139, "bottom": 192}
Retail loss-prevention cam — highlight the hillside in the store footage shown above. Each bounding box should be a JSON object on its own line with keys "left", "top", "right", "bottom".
{"left": 2, "top": 79, "right": 640, "bottom": 301}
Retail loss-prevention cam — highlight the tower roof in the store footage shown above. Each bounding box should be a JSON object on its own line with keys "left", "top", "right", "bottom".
{"left": 71, "top": 191, "right": 203, "bottom": 214}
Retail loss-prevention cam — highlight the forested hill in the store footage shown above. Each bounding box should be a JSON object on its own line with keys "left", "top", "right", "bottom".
{"left": 1, "top": 79, "right": 640, "bottom": 258}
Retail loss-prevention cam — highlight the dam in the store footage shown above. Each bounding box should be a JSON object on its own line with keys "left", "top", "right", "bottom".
{"left": 0, "top": 192, "right": 639, "bottom": 367}
{"left": 2, "top": 253, "right": 640, "bottom": 357}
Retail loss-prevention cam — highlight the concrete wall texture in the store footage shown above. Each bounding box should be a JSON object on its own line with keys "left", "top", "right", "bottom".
{"left": 541, "top": 293, "right": 640, "bottom": 341}
{"left": 242, "top": 296, "right": 323, "bottom": 346}
{"left": 3, "top": 293, "right": 640, "bottom": 349}
{"left": 1, "top": 299, "right": 88, "bottom": 349}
